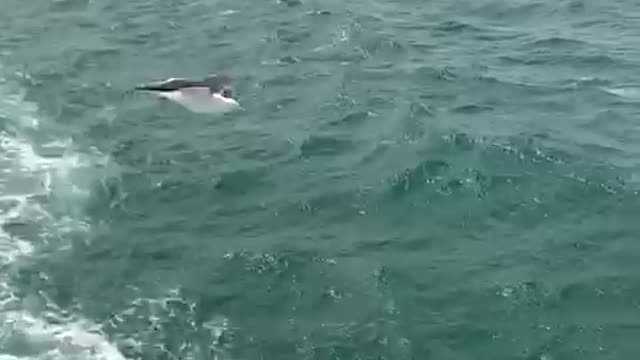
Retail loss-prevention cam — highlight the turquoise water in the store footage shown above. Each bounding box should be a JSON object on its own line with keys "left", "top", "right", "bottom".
{"left": 2, "top": 0, "right": 640, "bottom": 358}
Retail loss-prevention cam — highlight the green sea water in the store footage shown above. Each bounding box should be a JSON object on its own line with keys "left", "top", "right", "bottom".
{"left": 2, "top": 0, "right": 640, "bottom": 359}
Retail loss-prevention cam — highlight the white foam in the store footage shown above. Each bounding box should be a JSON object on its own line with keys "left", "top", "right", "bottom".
{"left": 1, "top": 311, "right": 125, "bottom": 360}
{"left": 0, "top": 232, "right": 34, "bottom": 264}
{"left": 105, "top": 288, "right": 234, "bottom": 360}
{"left": 0, "top": 71, "right": 125, "bottom": 360}
{"left": 0, "top": 83, "right": 40, "bottom": 129}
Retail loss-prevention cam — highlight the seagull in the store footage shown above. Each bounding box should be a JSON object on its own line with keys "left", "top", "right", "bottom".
{"left": 134, "top": 74, "right": 242, "bottom": 114}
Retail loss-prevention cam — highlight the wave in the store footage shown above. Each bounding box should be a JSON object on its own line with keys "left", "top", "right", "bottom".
{"left": 103, "top": 287, "right": 233, "bottom": 360}
{"left": 0, "top": 67, "right": 124, "bottom": 359}
{"left": 528, "top": 36, "right": 591, "bottom": 49}
{"left": 379, "top": 129, "right": 633, "bottom": 210}
{"left": 299, "top": 134, "right": 356, "bottom": 158}
{"left": 432, "top": 20, "right": 482, "bottom": 34}
{"left": 501, "top": 49, "right": 631, "bottom": 69}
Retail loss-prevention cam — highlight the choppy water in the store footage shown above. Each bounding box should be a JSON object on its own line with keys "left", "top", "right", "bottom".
{"left": 2, "top": 0, "right": 640, "bottom": 359}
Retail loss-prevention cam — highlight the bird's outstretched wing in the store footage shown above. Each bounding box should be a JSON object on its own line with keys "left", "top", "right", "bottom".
{"left": 135, "top": 74, "right": 233, "bottom": 94}
{"left": 135, "top": 77, "right": 204, "bottom": 92}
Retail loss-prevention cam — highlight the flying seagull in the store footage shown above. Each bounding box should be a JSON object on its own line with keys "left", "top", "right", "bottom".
{"left": 134, "top": 74, "right": 242, "bottom": 114}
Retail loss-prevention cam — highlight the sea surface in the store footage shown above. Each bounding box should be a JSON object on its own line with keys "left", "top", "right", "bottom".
{"left": 1, "top": 0, "right": 640, "bottom": 359}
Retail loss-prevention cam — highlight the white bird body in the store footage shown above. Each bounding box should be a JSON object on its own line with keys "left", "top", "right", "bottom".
{"left": 155, "top": 87, "right": 240, "bottom": 114}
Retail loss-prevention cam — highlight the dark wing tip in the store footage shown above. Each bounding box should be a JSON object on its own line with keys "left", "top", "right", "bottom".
{"left": 134, "top": 75, "right": 232, "bottom": 93}
{"left": 133, "top": 78, "right": 193, "bottom": 92}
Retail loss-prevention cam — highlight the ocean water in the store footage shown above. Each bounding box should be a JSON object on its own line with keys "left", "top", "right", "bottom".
{"left": 1, "top": 0, "right": 640, "bottom": 359}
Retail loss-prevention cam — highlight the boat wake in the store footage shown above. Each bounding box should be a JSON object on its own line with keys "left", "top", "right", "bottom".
{"left": 0, "top": 68, "right": 125, "bottom": 360}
